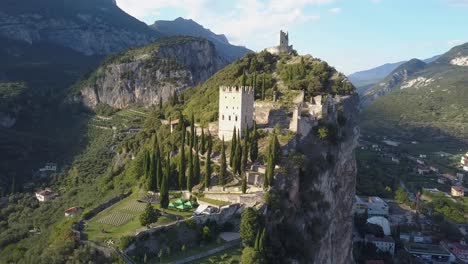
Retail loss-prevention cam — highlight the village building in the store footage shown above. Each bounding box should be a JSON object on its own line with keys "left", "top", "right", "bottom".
{"left": 265, "top": 30, "right": 294, "bottom": 55}
{"left": 365, "top": 235, "right": 395, "bottom": 255}
{"left": 218, "top": 86, "right": 254, "bottom": 140}
{"left": 64, "top": 207, "right": 83, "bottom": 217}
{"left": 405, "top": 243, "right": 453, "bottom": 263}
{"left": 451, "top": 186, "right": 464, "bottom": 197}
{"left": 461, "top": 153, "right": 468, "bottom": 172}
{"left": 367, "top": 196, "right": 389, "bottom": 217}
{"left": 450, "top": 242, "right": 468, "bottom": 262}
{"left": 39, "top": 162, "right": 57, "bottom": 173}
{"left": 35, "top": 188, "right": 56, "bottom": 202}
{"left": 417, "top": 166, "right": 431, "bottom": 175}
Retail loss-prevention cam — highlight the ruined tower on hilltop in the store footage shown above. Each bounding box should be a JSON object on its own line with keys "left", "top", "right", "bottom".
{"left": 218, "top": 86, "right": 254, "bottom": 140}
{"left": 266, "top": 30, "right": 294, "bottom": 55}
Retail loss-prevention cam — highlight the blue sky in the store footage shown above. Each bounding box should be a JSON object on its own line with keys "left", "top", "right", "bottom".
{"left": 116, "top": 0, "right": 468, "bottom": 74}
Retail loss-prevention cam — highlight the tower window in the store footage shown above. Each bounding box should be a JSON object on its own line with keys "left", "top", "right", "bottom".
{"left": 235, "top": 116, "right": 238, "bottom": 121}
{"left": 222, "top": 115, "right": 224, "bottom": 120}
{"left": 228, "top": 116, "right": 231, "bottom": 121}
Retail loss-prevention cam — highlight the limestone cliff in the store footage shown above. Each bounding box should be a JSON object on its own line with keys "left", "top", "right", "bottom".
{"left": 79, "top": 37, "right": 228, "bottom": 109}
{"left": 265, "top": 94, "right": 359, "bottom": 264}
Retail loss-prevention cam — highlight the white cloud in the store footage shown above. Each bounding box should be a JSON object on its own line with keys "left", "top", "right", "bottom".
{"left": 329, "top": 7, "right": 341, "bottom": 14}
{"left": 116, "top": 0, "right": 332, "bottom": 50}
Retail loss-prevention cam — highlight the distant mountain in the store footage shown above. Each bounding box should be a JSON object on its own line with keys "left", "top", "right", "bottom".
{"left": 151, "top": 17, "right": 252, "bottom": 62}
{"left": 361, "top": 42, "right": 468, "bottom": 141}
{"left": 349, "top": 55, "right": 440, "bottom": 92}
{"left": 0, "top": 0, "right": 160, "bottom": 56}
{"left": 360, "top": 58, "right": 426, "bottom": 107}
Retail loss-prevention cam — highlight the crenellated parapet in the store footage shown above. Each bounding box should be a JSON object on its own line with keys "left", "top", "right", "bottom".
{"left": 219, "top": 86, "right": 254, "bottom": 94}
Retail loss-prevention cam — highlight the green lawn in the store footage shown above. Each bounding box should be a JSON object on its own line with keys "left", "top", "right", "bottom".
{"left": 157, "top": 242, "right": 229, "bottom": 264}
{"left": 197, "top": 197, "right": 231, "bottom": 207}
{"left": 84, "top": 192, "right": 195, "bottom": 245}
{"left": 192, "top": 246, "right": 242, "bottom": 264}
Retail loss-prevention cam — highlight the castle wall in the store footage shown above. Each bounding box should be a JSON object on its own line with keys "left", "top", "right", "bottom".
{"left": 218, "top": 86, "right": 254, "bottom": 140}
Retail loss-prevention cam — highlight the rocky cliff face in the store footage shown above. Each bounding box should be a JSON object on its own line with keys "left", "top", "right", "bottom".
{"left": 80, "top": 38, "right": 228, "bottom": 109}
{"left": 265, "top": 95, "right": 359, "bottom": 264}
{"left": 361, "top": 59, "right": 426, "bottom": 107}
{"left": 0, "top": 0, "right": 159, "bottom": 56}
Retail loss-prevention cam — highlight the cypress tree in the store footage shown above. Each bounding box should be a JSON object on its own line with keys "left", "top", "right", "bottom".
{"left": 194, "top": 138, "right": 201, "bottom": 185}
{"left": 187, "top": 147, "right": 193, "bottom": 192}
{"left": 144, "top": 150, "right": 151, "bottom": 179}
{"left": 261, "top": 74, "right": 266, "bottom": 100}
{"left": 259, "top": 228, "right": 266, "bottom": 253}
{"left": 241, "top": 70, "right": 247, "bottom": 87}
{"left": 204, "top": 134, "right": 212, "bottom": 189}
{"left": 190, "top": 113, "right": 195, "bottom": 150}
{"left": 159, "top": 96, "right": 163, "bottom": 111}
{"left": 241, "top": 138, "right": 248, "bottom": 174}
{"left": 178, "top": 130, "right": 185, "bottom": 190}
{"left": 200, "top": 127, "right": 206, "bottom": 155}
{"left": 242, "top": 172, "right": 247, "bottom": 194}
{"left": 160, "top": 153, "right": 170, "bottom": 209}
{"left": 147, "top": 153, "right": 157, "bottom": 191}
{"left": 229, "top": 127, "right": 237, "bottom": 167}
{"left": 177, "top": 111, "right": 184, "bottom": 132}
{"left": 250, "top": 122, "right": 258, "bottom": 162}
{"left": 156, "top": 151, "right": 163, "bottom": 191}
{"left": 235, "top": 134, "right": 242, "bottom": 175}
{"left": 254, "top": 230, "right": 261, "bottom": 251}
{"left": 219, "top": 137, "right": 227, "bottom": 186}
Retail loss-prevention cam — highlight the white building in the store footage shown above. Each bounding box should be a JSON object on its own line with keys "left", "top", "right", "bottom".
{"left": 35, "top": 188, "right": 56, "bottom": 202}
{"left": 39, "top": 162, "right": 57, "bottom": 172}
{"left": 367, "top": 196, "right": 389, "bottom": 217}
{"left": 461, "top": 153, "right": 468, "bottom": 172}
{"left": 218, "top": 86, "right": 254, "bottom": 140}
{"left": 365, "top": 235, "right": 395, "bottom": 255}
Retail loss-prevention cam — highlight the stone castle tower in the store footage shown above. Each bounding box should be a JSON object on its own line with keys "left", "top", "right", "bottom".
{"left": 280, "top": 30, "right": 289, "bottom": 48}
{"left": 218, "top": 86, "right": 254, "bottom": 140}
{"left": 265, "top": 30, "right": 294, "bottom": 55}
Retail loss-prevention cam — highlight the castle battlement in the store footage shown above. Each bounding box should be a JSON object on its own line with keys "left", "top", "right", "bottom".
{"left": 220, "top": 86, "right": 254, "bottom": 94}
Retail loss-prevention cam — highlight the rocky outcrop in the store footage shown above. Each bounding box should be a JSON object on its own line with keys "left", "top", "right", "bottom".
{"left": 0, "top": 0, "right": 159, "bottom": 56}
{"left": 80, "top": 38, "right": 228, "bottom": 109}
{"left": 265, "top": 95, "right": 359, "bottom": 264}
{"left": 361, "top": 59, "right": 426, "bottom": 107}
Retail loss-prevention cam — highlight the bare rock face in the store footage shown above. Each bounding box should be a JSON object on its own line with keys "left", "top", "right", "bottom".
{"left": 80, "top": 38, "right": 228, "bottom": 109}
{"left": 265, "top": 95, "right": 359, "bottom": 264}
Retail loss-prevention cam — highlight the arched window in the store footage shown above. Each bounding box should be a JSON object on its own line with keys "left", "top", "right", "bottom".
{"left": 235, "top": 116, "right": 238, "bottom": 121}
{"left": 228, "top": 116, "right": 231, "bottom": 121}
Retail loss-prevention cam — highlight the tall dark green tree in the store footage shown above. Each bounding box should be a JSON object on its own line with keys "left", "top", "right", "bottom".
{"left": 190, "top": 113, "right": 195, "bottom": 150}
{"left": 187, "top": 147, "right": 193, "bottom": 192}
{"left": 242, "top": 70, "right": 247, "bottom": 87}
{"left": 234, "top": 134, "right": 242, "bottom": 175}
{"left": 160, "top": 153, "right": 170, "bottom": 209}
{"left": 194, "top": 138, "right": 201, "bottom": 185}
{"left": 147, "top": 153, "right": 157, "bottom": 191}
{"left": 240, "top": 207, "right": 259, "bottom": 246}
{"left": 159, "top": 96, "right": 163, "bottom": 111}
{"left": 261, "top": 74, "right": 266, "bottom": 100}
{"left": 265, "top": 133, "right": 280, "bottom": 187}
{"left": 178, "top": 130, "right": 186, "bottom": 190}
{"left": 241, "top": 137, "right": 249, "bottom": 174}
{"left": 140, "top": 203, "right": 158, "bottom": 227}
{"left": 242, "top": 172, "right": 247, "bottom": 194}
{"left": 219, "top": 137, "right": 227, "bottom": 186}
{"left": 250, "top": 122, "right": 258, "bottom": 162}
{"left": 200, "top": 127, "right": 206, "bottom": 155}
{"left": 204, "top": 134, "right": 212, "bottom": 189}
{"left": 230, "top": 127, "right": 237, "bottom": 167}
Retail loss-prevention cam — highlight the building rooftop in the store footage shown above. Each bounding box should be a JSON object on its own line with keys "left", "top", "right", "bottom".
{"left": 405, "top": 243, "right": 451, "bottom": 255}
{"left": 365, "top": 235, "right": 394, "bottom": 243}
{"left": 452, "top": 186, "right": 464, "bottom": 192}
{"left": 36, "top": 189, "right": 54, "bottom": 196}
{"left": 65, "top": 207, "right": 83, "bottom": 214}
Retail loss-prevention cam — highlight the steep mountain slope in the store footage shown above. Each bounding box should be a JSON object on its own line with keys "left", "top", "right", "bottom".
{"left": 361, "top": 58, "right": 426, "bottom": 107}
{"left": 0, "top": 0, "right": 160, "bottom": 56}
{"left": 78, "top": 37, "right": 228, "bottom": 109}
{"left": 362, "top": 43, "right": 468, "bottom": 141}
{"left": 349, "top": 61, "right": 406, "bottom": 89}
{"left": 151, "top": 17, "right": 252, "bottom": 62}
{"left": 349, "top": 55, "right": 440, "bottom": 91}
